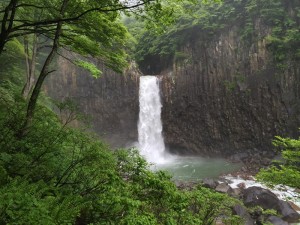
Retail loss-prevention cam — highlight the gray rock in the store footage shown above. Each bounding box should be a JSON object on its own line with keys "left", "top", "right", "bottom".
{"left": 233, "top": 205, "right": 255, "bottom": 225}
{"left": 243, "top": 186, "right": 280, "bottom": 209}
{"left": 215, "top": 183, "right": 233, "bottom": 194}
{"left": 231, "top": 152, "right": 249, "bottom": 162}
{"left": 242, "top": 187, "right": 300, "bottom": 223}
{"left": 231, "top": 187, "right": 242, "bottom": 197}
{"left": 202, "top": 178, "right": 218, "bottom": 189}
{"left": 289, "top": 201, "right": 300, "bottom": 211}
{"left": 267, "top": 215, "right": 288, "bottom": 225}
{"left": 278, "top": 200, "right": 300, "bottom": 223}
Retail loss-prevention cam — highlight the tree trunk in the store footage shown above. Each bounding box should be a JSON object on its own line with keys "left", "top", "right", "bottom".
{"left": 21, "top": 34, "right": 38, "bottom": 99}
{"left": 0, "top": 0, "right": 18, "bottom": 54}
{"left": 21, "top": 0, "right": 69, "bottom": 134}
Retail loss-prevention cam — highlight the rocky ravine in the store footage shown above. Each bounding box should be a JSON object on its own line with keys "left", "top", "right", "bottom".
{"left": 45, "top": 20, "right": 300, "bottom": 158}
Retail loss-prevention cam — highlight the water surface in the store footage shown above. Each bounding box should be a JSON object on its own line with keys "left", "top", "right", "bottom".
{"left": 153, "top": 156, "right": 241, "bottom": 181}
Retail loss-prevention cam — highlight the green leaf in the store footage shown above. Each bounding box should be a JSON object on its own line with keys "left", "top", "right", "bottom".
{"left": 74, "top": 60, "right": 102, "bottom": 78}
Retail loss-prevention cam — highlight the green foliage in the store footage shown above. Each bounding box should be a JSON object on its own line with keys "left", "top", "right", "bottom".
{"left": 0, "top": 178, "right": 82, "bottom": 225}
{"left": 129, "top": 0, "right": 241, "bottom": 64}
{"left": 220, "top": 0, "right": 300, "bottom": 67}
{"left": 257, "top": 136, "right": 300, "bottom": 188}
{"left": 0, "top": 89, "right": 242, "bottom": 224}
{"left": 128, "top": 0, "right": 300, "bottom": 70}
{"left": 224, "top": 80, "right": 237, "bottom": 91}
{"left": 223, "top": 74, "right": 246, "bottom": 91}
{"left": 62, "top": 12, "right": 129, "bottom": 73}
{"left": 75, "top": 60, "right": 102, "bottom": 78}
{"left": 0, "top": 38, "right": 26, "bottom": 88}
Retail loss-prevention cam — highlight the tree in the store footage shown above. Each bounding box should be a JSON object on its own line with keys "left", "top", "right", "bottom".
{"left": 0, "top": 0, "right": 181, "bottom": 133}
{"left": 0, "top": 0, "right": 164, "bottom": 54}
{"left": 21, "top": 34, "right": 38, "bottom": 99}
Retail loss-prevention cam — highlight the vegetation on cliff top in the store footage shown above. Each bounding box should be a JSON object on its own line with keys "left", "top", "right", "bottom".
{"left": 127, "top": 0, "right": 300, "bottom": 71}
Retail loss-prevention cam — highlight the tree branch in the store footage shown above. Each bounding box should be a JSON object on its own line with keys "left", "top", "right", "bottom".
{"left": 16, "top": 3, "right": 48, "bottom": 9}
{"left": 11, "top": 0, "right": 154, "bottom": 32}
{"left": 55, "top": 50, "right": 77, "bottom": 66}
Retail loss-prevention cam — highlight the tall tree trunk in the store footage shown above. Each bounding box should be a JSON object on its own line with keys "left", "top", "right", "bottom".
{"left": 22, "top": 34, "right": 38, "bottom": 99}
{"left": 0, "top": 0, "right": 18, "bottom": 54}
{"left": 21, "top": 0, "right": 69, "bottom": 134}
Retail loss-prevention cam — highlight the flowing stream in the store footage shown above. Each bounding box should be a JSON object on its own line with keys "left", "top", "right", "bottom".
{"left": 137, "top": 75, "right": 240, "bottom": 180}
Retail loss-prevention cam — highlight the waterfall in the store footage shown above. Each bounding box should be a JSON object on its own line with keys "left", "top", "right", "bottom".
{"left": 138, "top": 76, "right": 166, "bottom": 163}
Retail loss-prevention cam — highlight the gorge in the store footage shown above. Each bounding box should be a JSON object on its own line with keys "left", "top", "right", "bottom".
{"left": 1, "top": 0, "right": 300, "bottom": 224}
{"left": 45, "top": 0, "right": 300, "bottom": 164}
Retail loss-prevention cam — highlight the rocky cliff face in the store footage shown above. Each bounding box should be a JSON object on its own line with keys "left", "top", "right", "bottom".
{"left": 156, "top": 22, "right": 300, "bottom": 156}
{"left": 45, "top": 58, "right": 140, "bottom": 148}
{"left": 45, "top": 4, "right": 300, "bottom": 157}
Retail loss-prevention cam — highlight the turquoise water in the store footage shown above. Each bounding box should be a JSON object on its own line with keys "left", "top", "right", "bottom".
{"left": 153, "top": 156, "right": 241, "bottom": 181}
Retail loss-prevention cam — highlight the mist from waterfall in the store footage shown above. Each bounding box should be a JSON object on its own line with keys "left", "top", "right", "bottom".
{"left": 137, "top": 76, "right": 241, "bottom": 178}
{"left": 138, "top": 76, "right": 166, "bottom": 163}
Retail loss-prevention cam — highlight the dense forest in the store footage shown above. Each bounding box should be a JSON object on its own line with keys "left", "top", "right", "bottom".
{"left": 0, "top": 0, "right": 299, "bottom": 224}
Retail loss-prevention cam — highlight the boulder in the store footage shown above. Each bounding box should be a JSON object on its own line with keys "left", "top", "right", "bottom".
{"left": 278, "top": 200, "right": 300, "bottom": 223}
{"left": 233, "top": 205, "right": 255, "bottom": 225}
{"left": 202, "top": 178, "right": 218, "bottom": 189}
{"left": 288, "top": 201, "right": 300, "bottom": 212}
{"left": 267, "top": 216, "right": 288, "bottom": 225}
{"left": 237, "top": 182, "right": 246, "bottom": 189}
{"left": 215, "top": 183, "right": 233, "bottom": 194}
{"left": 231, "top": 188, "right": 242, "bottom": 197}
{"left": 242, "top": 186, "right": 300, "bottom": 223}
{"left": 242, "top": 186, "right": 280, "bottom": 210}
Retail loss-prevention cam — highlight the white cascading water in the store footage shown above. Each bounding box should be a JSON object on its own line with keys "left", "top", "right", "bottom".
{"left": 138, "top": 76, "right": 166, "bottom": 163}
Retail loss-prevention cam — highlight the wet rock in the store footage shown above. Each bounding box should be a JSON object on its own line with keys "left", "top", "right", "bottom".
{"left": 175, "top": 181, "right": 197, "bottom": 190}
{"left": 231, "top": 153, "right": 249, "bottom": 162}
{"left": 231, "top": 188, "right": 242, "bottom": 197}
{"left": 233, "top": 204, "right": 255, "bottom": 225}
{"left": 242, "top": 187, "right": 300, "bottom": 223}
{"left": 202, "top": 178, "right": 218, "bottom": 189}
{"left": 289, "top": 201, "right": 300, "bottom": 212}
{"left": 215, "top": 183, "right": 233, "bottom": 194}
{"left": 267, "top": 216, "right": 288, "bottom": 225}
{"left": 237, "top": 182, "right": 246, "bottom": 189}
{"left": 242, "top": 186, "right": 280, "bottom": 210}
{"left": 278, "top": 200, "right": 300, "bottom": 223}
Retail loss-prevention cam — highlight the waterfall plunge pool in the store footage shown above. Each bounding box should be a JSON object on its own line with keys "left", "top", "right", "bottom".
{"left": 151, "top": 155, "right": 242, "bottom": 182}
{"left": 137, "top": 76, "right": 241, "bottom": 181}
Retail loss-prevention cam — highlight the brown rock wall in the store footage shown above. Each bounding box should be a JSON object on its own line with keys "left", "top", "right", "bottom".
{"left": 159, "top": 23, "right": 300, "bottom": 156}
{"left": 44, "top": 58, "right": 140, "bottom": 148}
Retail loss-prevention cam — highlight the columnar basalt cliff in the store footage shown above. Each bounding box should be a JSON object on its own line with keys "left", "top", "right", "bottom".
{"left": 45, "top": 2, "right": 300, "bottom": 157}
{"left": 151, "top": 24, "right": 300, "bottom": 156}
{"left": 45, "top": 58, "right": 140, "bottom": 148}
